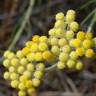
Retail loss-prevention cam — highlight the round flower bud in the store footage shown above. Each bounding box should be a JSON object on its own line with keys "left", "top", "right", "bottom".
{"left": 25, "top": 80, "right": 33, "bottom": 88}
{"left": 3, "top": 72, "right": 10, "bottom": 79}
{"left": 55, "top": 28, "right": 65, "bottom": 38}
{"left": 76, "top": 61, "right": 83, "bottom": 70}
{"left": 3, "top": 59, "right": 10, "bottom": 68}
{"left": 3, "top": 50, "right": 11, "bottom": 58}
{"left": 54, "top": 20, "right": 65, "bottom": 28}
{"left": 70, "top": 39, "right": 81, "bottom": 48}
{"left": 70, "top": 51, "right": 78, "bottom": 60}
{"left": 85, "top": 32, "right": 92, "bottom": 39}
{"left": 16, "top": 50, "right": 24, "bottom": 58}
{"left": 36, "top": 63, "right": 45, "bottom": 71}
{"left": 19, "top": 75, "right": 28, "bottom": 83}
{"left": 66, "top": 30, "right": 74, "bottom": 40}
{"left": 11, "top": 58, "right": 19, "bottom": 67}
{"left": 38, "top": 42, "right": 48, "bottom": 51}
{"left": 67, "top": 59, "right": 76, "bottom": 68}
{"left": 22, "top": 47, "right": 30, "bottom": 56}
{"left": 77, "top": 31, "right": 85, "bottom": 40}
{"left": 34, "top": 71, "right": 43, "bottom": 79}
{"left": 39, "top": 36, "right": 48, "bottom": 43}
{"left": 34, "top": 52, "right": 43, "bottom": 61}
{"left": 51, "top": 46, "right": 60, "bottom": 55}
{"left": 85, "top": 49, "right": 95, "bottom": 58}
{"left": 76, "top": 47, "right": 85, "bottom": 56}
{"left": 18, "top": 91, "right": 26, "bottom": 96}
{"left": 18, "top": 83, "right": 26, "bottom": 90}
{"left": 27, "top": 63, "right": 34, "bottom": 72}
{"left": 9, "top": 66, "right": 16, "bottom": 73}
{"left": 67, "top": 10, "right": 76, "bottom": 16}
{"left": 57, "top": 61, "right": 66, "bottom": 69}
{"left": 50, "top": 37, "right": 58, "bottom": 45}
{"left": 31, "top": 43, "right": 38, "bottom": 52}
{"left": 58, "top": 38, "right": 67, "bottom": 46}
{"left": 11, "top": 80, "right": 19, "bottom": 88}
{"left": 61, "top": 45, "right": 71, "bottom": 53}
{"left": 55, "top": 12, "right": 64, "bottom": 20}
{"left": 23, "top": 71, "right": 31, "bottom": 78}
{"left": 10, "top": 73, "right": 19, "bottom": 80}
{"left": 7, "top": 52, "right": 15, "bottom": 59}
{"left": 32, "top": 35, "right": 40, "bottom": 42}
{"left": 83, "top": 40, "right": 92, "bottom": 49}
{"left": 27, "top": 87, "right": 36, "bottom": 94}
{"left": 26, "top": 53, "right": 35, "bottom": 62}
{"left": 42, "top": 51, "right": 53, "bottom": 60}
{"left": 17, "top": 66, "right": 25, "bottom": 74}
{"left": 48, "top": 28, "right": 56, "bottom": 36}
{"left": 59, "top": 52, "right": 69, "bottom": 62}
{"left": 70, "top": 21, "right": 79, "bottom": 32}
{"left": 20, "top": 58, "right": 28, "bottom": 66}
{"left": 32, "top": 78, "right": 40, "bottom": 87}
{"left": 25, "top": 41, "right": 33, "bottom": 48}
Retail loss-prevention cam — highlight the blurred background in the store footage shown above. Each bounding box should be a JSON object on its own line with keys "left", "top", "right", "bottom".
{"left": 0, "top": 0, "right": 96, "bottom": 96}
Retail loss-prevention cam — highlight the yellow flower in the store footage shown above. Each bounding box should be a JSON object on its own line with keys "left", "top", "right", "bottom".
{"left": 54, "top": 20, "right": 65, "bottom": 28}
{"left": 3, "top": 50, "right": 11, "bottom": 58}
{"left": 85, "top": 32, "right": 92, "bottom": 39}
{"left": 34, "top": 52, "right": 43, "bottom": 61}
{"left": 20, "top": 58, "right": 28, "bottom": 66}
{"left": 10, "top": 73, "right": 19, "bottom": 80}
{"left": 76, "top": 61, "right": 83, "bottom": 70}
{"left": 70, "top": 39, "right": 81, "bottom": 48}
{"left": 38, "top": 42, "right": 48, "bottom": 51}
{"left": 9, "top": 66, "right": 16, "bottom": 73}
{"left": 42, "top": 51, "right": 53, "bottom": 60}
{"left": 32, "top": 35, "right": 40, "bottom": 42}
{"left": 70, "top": 51, "right": 78, "bottom": 60}
{"left": 11, "top": 58, "right": 19, "bottom": 67}
{"left": 32, "top": 78, "right": 40, "bottom": 87}
{"left": 39, "top": 36, "right": 48, "bottom": 43}
{"left": 67, "top": 59, "right": 76, "bottom": 68}
{"left": 27, "top": 87, "right": 36, "bottom": 94}
{"left": 11, "top": 80, "right": 19, "bottom": 88}
{"left": 36, "top": 63, "right": 45, "bottom": 71}
{"left": 70, "top": 21, "right": 79, "bottom": 32}
{"left": 18, "top": 83, "right": 26, "bottom": 90}
{"left": 3, "top": 59, "right": 10, "bottom": 68}
{"left": 51, "top": 46, "right": 60, "bottom": 55}
{"left": 26, "top": 53, "right": 35, "bottom": 62}
{"left": 31, "top": 43, "right": 38, "bottom": 52}
{"left": 58, "top": 38, "right": 67, "bottom": 46}
{"left": 55, "top": 28, "right": 65, "bottom": 38}
{"left": 18, "top": 91, "right": 26, "bottom": 96}
{"left": 55, "top": 12, "right": 64, "bottom": 20}
{"left": 77, "top": 31, "right": 85, "bottom": 40}
{"left": 25, "top": 80, "right": 33, "bottom": 88}
{"left": 48, "top": 28, "right": 56, "bottom": 36}
{"left": 85, "top": 49, "right": 95, "bottom": 58}
{"left": 61, "top": 45, "right": 71, "bottom": 53}
{"left": 27, "top": 63, "right": 34, "bottom": 72}
{"left": 22, "top": 47, "right": 30, "bottom": 56}
{"left": 66, "top": 30, "right": 74, "bottom": 40}
{"left": 57, "top": 61, "right": 66, "bottom": 69}
{"left": 83, "top": 39, "right": 92, "bottom": 48}
{"left": 50, "top": 37, "right": 58, "bottom": 45}
{"left": 25, "top": 41, "right": 33, "bottom": 48}
{"left": 17, "top": 66, "right": 25, "bottom": 74}
{"left": 16, "top": 50, "right": 24, "bottom": 58}
{"left": 66, "top": 10, "right": 75, "bottom": 22}
{"left": 23, "top": 71, "right": 31, "bottom": 78}
{"left": 19, "top": 75, "right": 28, "bottom": 83}
{"left": 7, "top": 52, "right": 15, "bottom": 59}
{"left": 3, "top": 72, "right": 10, "bottom": 79}
{"left": 76, "top": 47, "right": 85, "bottom": 56}
{"left": 34, "top": 71, "right": 43, "bottom": 79}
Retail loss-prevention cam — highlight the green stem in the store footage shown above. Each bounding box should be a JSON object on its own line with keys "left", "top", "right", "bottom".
{"left": 80, "top": 9, "right": 95, "bottom": 27}
{"left": 8, "top": 0, "right": 34, "bottom": 50}
{"left": 87, "top": 12, "right": 96, "bottom": 32}
{"left": 45, "top": 64, "right": 57, "bottom": 71}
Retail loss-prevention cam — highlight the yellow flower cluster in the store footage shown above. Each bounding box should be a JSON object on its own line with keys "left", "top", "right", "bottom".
{"left": 3, "top": 9, "right": 96, "bottom": 96}
{"left": 3, "top": 50, "right": 45, "bottom": 96}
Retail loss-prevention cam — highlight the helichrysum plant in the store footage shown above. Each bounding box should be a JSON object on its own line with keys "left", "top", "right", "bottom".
{"left": 3, "top": 9, "right": 96, "bottom": 96}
